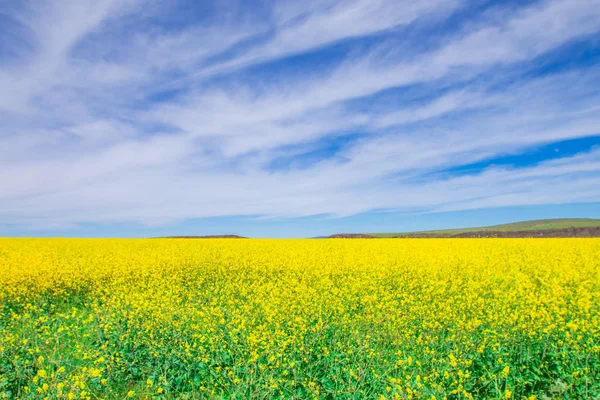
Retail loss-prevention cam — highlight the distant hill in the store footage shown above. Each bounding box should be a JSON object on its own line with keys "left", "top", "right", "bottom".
{"left": 371, "top": 218, "right": 600, "bottom": 238}
{"left": 157, "top": 235, "right": 246, "bottom": 239}
{"left": 328, "top": 234, "right": 377, "bottom": 239}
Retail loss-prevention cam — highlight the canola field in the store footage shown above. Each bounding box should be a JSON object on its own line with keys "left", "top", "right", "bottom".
{"left": 0, "top": 239, "right": 599, "bottom": 399}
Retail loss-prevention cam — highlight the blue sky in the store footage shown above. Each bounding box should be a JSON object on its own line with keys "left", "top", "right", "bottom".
{"left": 1, "top": 0, "right": 600, "bottom": 238}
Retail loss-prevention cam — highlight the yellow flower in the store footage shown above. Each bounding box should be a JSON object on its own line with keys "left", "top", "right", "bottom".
{"left": 1, "top": 238, "right": 599, "bottom": 399}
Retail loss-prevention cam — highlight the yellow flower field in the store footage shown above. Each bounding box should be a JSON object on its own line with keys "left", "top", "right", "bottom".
{"left": 0, "top": 239, "right": 599, "bottom": 399}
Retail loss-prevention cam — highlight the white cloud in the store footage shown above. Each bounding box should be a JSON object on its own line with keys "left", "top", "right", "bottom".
{"left": 434, "top": 0, "right": 600, "bottom": 66}
{"left": 0, "top": 0, "right": 599, "bottom": 230}
{"left": 206, "top": 0, "right": 462, "bottom": 73}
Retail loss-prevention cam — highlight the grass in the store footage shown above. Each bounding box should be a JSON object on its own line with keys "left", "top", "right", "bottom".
{"left": 372, "top": 218, "right": 600, "bottom": 238}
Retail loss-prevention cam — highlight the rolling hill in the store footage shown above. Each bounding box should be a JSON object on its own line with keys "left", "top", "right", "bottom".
{"left": 372, "top": 218, "right": 600, "bottom": 238}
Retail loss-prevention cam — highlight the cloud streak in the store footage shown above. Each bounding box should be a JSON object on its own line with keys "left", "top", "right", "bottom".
{"left": 0, "top": 0, "right": 599, "bottom": 230}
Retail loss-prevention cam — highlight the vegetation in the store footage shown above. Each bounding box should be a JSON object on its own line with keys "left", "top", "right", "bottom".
{"left": 372, "top": 218, "right": 600, "bottom": 237}
{"left": 1, "top": 238, "right": 599, "bottom": 399}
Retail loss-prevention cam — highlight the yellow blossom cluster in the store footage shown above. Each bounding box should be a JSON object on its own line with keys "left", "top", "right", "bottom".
{"left": 0, "top": 238, "right": 599, "bottom": 398}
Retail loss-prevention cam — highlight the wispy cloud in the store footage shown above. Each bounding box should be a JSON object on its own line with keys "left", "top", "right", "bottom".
{"left": 0, "top": 0, "right": 599, "bottom": 230}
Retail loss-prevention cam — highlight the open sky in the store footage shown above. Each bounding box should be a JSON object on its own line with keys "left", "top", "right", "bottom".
{"left": 1, "top": 0, "right": 600, "bottom": 238}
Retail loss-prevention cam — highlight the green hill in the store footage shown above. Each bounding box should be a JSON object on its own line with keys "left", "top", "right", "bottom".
{"left": 373, "top": 218, "right": 600, "bottom": 238}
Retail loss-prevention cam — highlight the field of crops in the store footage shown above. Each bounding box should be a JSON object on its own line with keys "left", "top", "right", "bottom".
{"left": 1, "top": 239, "right": 599, "bottom": 399}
